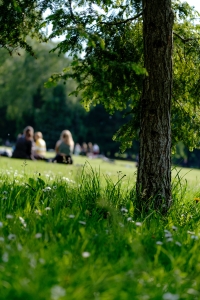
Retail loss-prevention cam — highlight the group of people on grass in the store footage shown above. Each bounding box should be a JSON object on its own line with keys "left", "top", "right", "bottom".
{"left": 12, "top": 126, "right": 74, "bottom": 164}
{"left": 9, "top": 126, "right": 100, "bottom": 164}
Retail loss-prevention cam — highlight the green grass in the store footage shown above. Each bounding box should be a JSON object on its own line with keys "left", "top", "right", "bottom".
{"left": 0, "top": 156, "right": 200, "bottom": 299}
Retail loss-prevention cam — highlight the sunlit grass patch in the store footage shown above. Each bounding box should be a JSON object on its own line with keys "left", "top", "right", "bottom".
{"left": 0, "top": 158, "right": 200, "bottom": 298}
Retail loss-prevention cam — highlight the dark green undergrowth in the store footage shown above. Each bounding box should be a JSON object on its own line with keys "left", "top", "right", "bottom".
{"left": 0, "top": 163, "right": 200, "bottom": 299}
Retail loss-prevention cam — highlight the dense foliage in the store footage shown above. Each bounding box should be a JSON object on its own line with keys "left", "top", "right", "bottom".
{"left": 43, "top": 0, "right": 200, "bottom": 152}
{"left": 0, "top": 0, "right": 45, "bottom": 55}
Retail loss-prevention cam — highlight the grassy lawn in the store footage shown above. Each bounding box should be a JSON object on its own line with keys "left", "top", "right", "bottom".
{"left": 0, "top": 155, "right": 200, "bottom": 299}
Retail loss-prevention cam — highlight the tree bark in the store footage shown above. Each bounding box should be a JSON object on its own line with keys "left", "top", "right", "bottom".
{"left": 136, "top": 0, "right": 174, "bottom": 213}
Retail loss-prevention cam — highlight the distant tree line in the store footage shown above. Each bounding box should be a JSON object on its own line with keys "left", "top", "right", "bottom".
{"left": 0, "top": 40, "right": 200, "bottom": 165}
{"left": 0, "top": 41, "right": 138, "bottom": 158}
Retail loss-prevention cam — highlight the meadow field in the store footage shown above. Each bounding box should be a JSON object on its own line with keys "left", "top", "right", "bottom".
{"left": 0, "top": 155, "right": 200, "bottom": 299}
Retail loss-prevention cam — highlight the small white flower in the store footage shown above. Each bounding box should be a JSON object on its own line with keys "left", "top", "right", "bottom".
{"left": 0, "top": 222, "right": 3, "bottom": 228}
{"left": 187, "top": 231, "right": 195, "bottom": 235}
{"left": 35, "top": 233, "right": 42, "bottom": 239}
{"left": 172, "top": 226, "right": 177, "bottom": 231}
{"left": 156, "top": 241, "right": 163, "bottom": 245}
{"left": 121, "top": 207, "right": 128, "bottom": 213}
{"left": 163, "top": 292, "right": 179, "bottom": 300}
{"left": 82, "top": 251, "right": 90, "bottom": 258}
{"left": 53, "top": 186, "right": 57, "bottom": 189}
{"left": 2, "top": 252, "right": 9, "bottom": 262}
{"left": 165, "top": 232, "right": 172, "bottom": 238}
{"left": 2, "top": 197, "right": 7, "bottom": 200}
{"left": 62, "top": 177, "right": 70, "bottom": 181}
{"left": 2, "top": 191, "right": 8, "bottom": 195}
{"left": 175, "top": 241, "right": 182, "bottom": 247}
{"left": 166, "top": 238, "right": 173, "bottom": 242}
{"left": 79, "top": 221, "right": 86, "bottom": 225}
{"left": 127, "top": 217, "right": 132, "bottom": 222}
{"left": 6, "top": 214, "right": 13, "bottom": 219}
{"left": 51, "top": 285, "right": 66, "bottom": 300}
{"left": 39, "top": 258, "right": 45, "bottom": 264}
{"left": 8, "top": 234, "right": 16, "bottom": 240}
{"left": 45, "top": 207, "right": 51, "bottom": 211}
{"left": 191, "top": 235, "right": 198, "bottom": 240}
{"left": 68, "top": 214, "right": 75, "bottom": 218}
{"left": 45, "top": 186, "right": 51, "bottom": 191}
{"left": 34, "top": 210, "right": 42, "bottom": 216}
{"left": 17, "top": 243, "right": 23, "bottom": 251}
{"left": 19, "top": 217, "right": 27, "bottom": 227}
{"left": 135, "top": 222, "right": 142, "bottom": 227}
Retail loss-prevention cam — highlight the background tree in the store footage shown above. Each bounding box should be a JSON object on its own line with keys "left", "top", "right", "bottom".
{"left": 43, "top": 0, "right": 200, "bottom": 213}
{"left": 0, "top": 0, "right": 45, "bottom": 55}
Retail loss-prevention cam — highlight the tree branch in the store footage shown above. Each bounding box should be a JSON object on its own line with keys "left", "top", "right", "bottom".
{"left": 173, "top": 31, "right": 200, "bottom": 43}
{"left": 100, "top": 12, "right": 143, "bottom": 26}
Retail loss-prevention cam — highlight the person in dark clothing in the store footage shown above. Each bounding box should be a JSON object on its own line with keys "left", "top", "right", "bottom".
{"left": 12, "top": 126, "right": 34, "bottom": 160}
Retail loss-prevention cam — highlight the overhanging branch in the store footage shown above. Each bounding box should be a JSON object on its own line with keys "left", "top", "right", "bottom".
{"left": 100, "top": 11, "right": 143, "bottom": 26}
{"left": 173, "top": 31, "right": 200, "bottom": 43}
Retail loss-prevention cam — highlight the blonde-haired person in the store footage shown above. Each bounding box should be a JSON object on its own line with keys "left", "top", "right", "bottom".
{"left": 33, "top": 131, "right": 47, "bottom": 160}
{"left": 52, "top": 130, "right": 74, "bottom": 164}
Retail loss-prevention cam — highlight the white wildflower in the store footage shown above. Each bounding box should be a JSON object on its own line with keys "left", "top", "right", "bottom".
{"left": 0, "top": 222, "right": 3, "bottom": 228}
{"left": 79, "top": 221, "right": 86, "bottom": 225}
{"left": 187, "top": 288, "right": 199, "bottom": 295}
{"left": 17, "top": 243, "right": 23, "bottom": 251}
{"left": 166, "top": 238, "right": 173, "bottom": 242}
{"left": 2, "top": 191, "right": 8, "bottom": 195}
{"left": 8, "top": 234, "right": 16, "bottom": 240}
{"left": 34, "top": 210, "right": 42, "bottom": 216}
{"left": 187, "top": 231, "right": 195, "bottom": 235}
{"left": 127, "top": 217, "right": 132, "bottom": 222}
{"left": 175, "top": 241, "right": 182, "bottom": 247}
{"left": 43, "top": 186, "right": 51, "bottom": 192}
{"left": 45, "top": 207, "right": 51, "bottom": 211}
{"left": 121, "top": 207, "right": 128, "bottom": 213}
{"left": 19, "top": 217, "right": 27, "bottom": 228}
{"left": 165, "top": 232, "right": 172, "bottom": 238}
{"left": 35, "top": 233, "right": 42, "bottom": 239}
{"left": 82, "top": 251, "right": 90, "bottom": 258}
{"left": 163, "top": 292, "right": 179, "bottom": 300}
{"left": 68, "top": 214, "right": 75, "bottom": 218}
{"left": 191, "top": 235, "right": 198, "bottom": 240}
{"left": 172, "top": 226, "right": 178, "bottom": 231}
{"left": 51, "top": 285, "right": 66, "bottom": 300}
{"left": 135, "top": 222, "right": 142, "bottom": 226}
{"left": 2, "top": 252, "right": 9, "bottom": 262}
{"left": 39, "top": 258, "right": 45, "bottom": 264}
{"left": 6, "top": 214, "right": 13, "bottom": 219}
{"left": 156, "top": 241, "right": 163, "bottom": 245}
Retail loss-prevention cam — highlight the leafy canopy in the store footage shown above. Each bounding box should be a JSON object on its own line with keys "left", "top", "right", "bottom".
{"left": 43, "top": 0, "right": 200, "bottom": 151}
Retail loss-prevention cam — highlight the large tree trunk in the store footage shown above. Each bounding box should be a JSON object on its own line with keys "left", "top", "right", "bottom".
{"left": 136, "top": 0, "right": 174, "bottom": 213}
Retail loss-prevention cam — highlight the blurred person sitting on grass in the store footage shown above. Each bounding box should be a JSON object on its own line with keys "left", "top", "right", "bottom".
{"left": 33, "top": 131, "right": 47, "bottom": 160}
{"left": 52, "top": 130, "right": 74, "bottom": 164}
{"left": 12, "top": 126, "right": 35, "bottom": 160}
